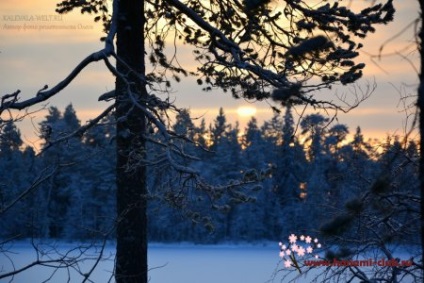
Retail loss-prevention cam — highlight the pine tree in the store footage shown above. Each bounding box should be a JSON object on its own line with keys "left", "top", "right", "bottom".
{"left": 274, "top": 106, "right": 306, "bottom": 233}
{"left": 299, "top": 114, "right": 332, "bottom": 230}
{"left": 210, "top": 108, "right": 229, "bottom": 151}
{"left": 261, "top": 112, "right": 283, "bottom": 148}
{"left": 0, "top": 120, "right": 36, "bottom": 238}
{"left": 0, "top": 120, "right": 22, "bottom": 154}
{"left": 323, "top": 124, "right": 350, "bottom": 206}
{"left": 37, "top": 105, "right": 83, "bottom": 238}
{"left": 65, "top": 114, "right": 116, "bottom": 239}
{"left": 243, "top": 117, "right": 266, "bottom": 169}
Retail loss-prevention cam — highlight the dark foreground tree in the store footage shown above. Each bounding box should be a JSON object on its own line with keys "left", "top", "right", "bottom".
{"left": 114, "top": 1, "right": 148, "bottom": 281}
{"left": 417, "top": 0, "right": 424, "bottom": 272}
{"left": 0, "top": 0, "right": 395, "bottom": 282}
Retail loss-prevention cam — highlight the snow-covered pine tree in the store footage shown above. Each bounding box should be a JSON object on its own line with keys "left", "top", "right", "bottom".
{"left": 0, "top": 120, "right": 36, "bottom": 238}
{"left": 37, "top": 105, "right": 83, "bottom": 238}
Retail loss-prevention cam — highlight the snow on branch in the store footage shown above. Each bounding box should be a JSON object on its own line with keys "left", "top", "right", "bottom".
{"left": 0, "top": 49, "right": 113, "bottom": 114}
{"left": 0, "top": 0, "right": 118, "bottom": 114}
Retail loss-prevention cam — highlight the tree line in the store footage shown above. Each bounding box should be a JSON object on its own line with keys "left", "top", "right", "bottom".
{"left": 0, "top": 104, "right": 419, "bottom": 245}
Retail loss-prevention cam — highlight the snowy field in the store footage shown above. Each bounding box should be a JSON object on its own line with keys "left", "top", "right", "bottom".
{"left": 0, "top": 242, "right": 282, "bottom": 283}
{"left": 0, "top": 242, "right": 420, "bottom": 283}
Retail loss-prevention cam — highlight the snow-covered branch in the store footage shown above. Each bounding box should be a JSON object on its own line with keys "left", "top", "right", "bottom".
{"left": 0, "top": 50, "right": 113, "bottom": 113}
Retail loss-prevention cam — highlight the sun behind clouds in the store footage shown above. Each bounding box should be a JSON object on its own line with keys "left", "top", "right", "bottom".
{"left": 236, "top": 106, "right": 257, "bottom": 117}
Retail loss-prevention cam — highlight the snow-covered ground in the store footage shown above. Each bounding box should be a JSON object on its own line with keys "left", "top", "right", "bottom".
{"left": 0, "top": 242, "right": 281, "bottom": 283}
{"left": 149, "top": 243, "right": 279, "bottom": 283}
{"left": 0, "top": 242, "right": 420, "bottom": 283}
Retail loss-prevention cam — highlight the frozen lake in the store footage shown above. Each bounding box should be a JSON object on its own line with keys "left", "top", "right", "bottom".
{"left": 0, "top": 242, "right": 281, "bottom": 283}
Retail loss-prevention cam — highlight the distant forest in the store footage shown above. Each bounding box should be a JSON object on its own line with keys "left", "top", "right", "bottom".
{"left": 0, "top": 105, "right": 420, "bottom": 244}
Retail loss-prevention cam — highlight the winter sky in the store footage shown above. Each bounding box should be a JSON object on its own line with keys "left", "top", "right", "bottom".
{"left": 0, "top": 0, "right": 420, "bottom": 147}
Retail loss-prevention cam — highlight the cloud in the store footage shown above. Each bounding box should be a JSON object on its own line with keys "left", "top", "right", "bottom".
{"left": 1, "top": 0, "right": 419, "bottom": 145}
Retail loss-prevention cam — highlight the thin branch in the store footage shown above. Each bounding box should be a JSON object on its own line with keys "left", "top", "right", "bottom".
{"left": 40, "top": 103, "right": 115, "bottom": 153}
{"left": 0, "top": 50, "right": 113, "bottom": 112}
{"left": 378, "top": 18, "right": 420, "bottom": 58}
{"left": 0, "top": 166, "right": 58, "bottom": 215}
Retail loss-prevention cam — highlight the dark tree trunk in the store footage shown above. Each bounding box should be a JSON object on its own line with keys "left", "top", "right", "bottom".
{"left": 115, "top": 0, "right": 148, "bottom": 282}
{"left": 418, "top": 0, "right": 424, "bottom": 272}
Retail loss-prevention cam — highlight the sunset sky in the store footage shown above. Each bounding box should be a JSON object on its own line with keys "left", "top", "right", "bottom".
{"left": 0, "top": 0, "right": 421, "bottom": 147}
